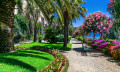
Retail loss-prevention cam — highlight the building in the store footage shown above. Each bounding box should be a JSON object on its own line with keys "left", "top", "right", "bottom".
{"left": 14, "top": 0, "right": 48, "bottom": 35}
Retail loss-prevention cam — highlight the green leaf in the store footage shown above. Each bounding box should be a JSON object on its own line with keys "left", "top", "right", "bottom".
{"left": 14, "top": 0, "right": 18, "bottom": 2}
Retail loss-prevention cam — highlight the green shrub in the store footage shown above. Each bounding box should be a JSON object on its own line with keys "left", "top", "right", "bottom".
{"left": 45, "top": 28, "right": 57, "bottom": 43}
{"left": 76, "top": 36, "right": 86, "bottom": 40}
{"left": 55, "top": 34, "right": 72, "bottom": 42}
{"left": 38, "top": 35, "right": 43, "bottom": 42}
{"left": 55, "top": 34, "right": 64, "bottom": 42}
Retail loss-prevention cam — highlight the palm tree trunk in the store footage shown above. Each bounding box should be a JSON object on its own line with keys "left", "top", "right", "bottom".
{"left": 67, "top": 24, "right": 69, "bottom": 43}
{"left": 63, "top": 11, "right": 69, "bottom": 47}
{"left": 0, "top": 0, "right": 16, "bottom": 53}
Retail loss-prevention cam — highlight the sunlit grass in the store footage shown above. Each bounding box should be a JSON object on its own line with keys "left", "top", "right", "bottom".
{"left": 0, "top": 50, "right": 54, "bottom": 72}
{"left": 15, "top": 42, "right": 72, "bottom": 51}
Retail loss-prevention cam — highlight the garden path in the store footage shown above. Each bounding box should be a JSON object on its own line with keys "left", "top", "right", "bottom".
{"left": 14, "top": 40, "right": 33, "bottom": 46}
{"left": 61, "top": 38, "right": 120, "bottom": 72}
{"left": 14, "top": 40, "right": 47, "bottom": 46}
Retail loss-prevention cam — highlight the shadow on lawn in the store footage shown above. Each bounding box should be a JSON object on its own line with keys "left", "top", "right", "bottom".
{"left": 0, "top": 57, "right": 36, "bottom": 72}
{"left": 29, "top": 45, "right": 71, "bottom": 51}
{"left": 7, "top": 50, "right": 51, "bottom": 60}
{"left": 18, "top": 50, "right": 46, "bottom": 55}
{"left": 0, "top": 50, "right": 52, "bottom": 71}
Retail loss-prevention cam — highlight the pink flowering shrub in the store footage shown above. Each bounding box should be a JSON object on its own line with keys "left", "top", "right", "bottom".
{"left": 73, "top": 27, "right": 80, "bottom": 37}
{"left": 83, "top": 11, "right": 113, "bottom": 36}
{"left": 107, "top": 0, "right": 120, "bottom": 16}
{"left": 73, "top": 25, "right": 87, "bottom": 37}
{"left": 107, "top": 0, "right": 120, "bottom": 23}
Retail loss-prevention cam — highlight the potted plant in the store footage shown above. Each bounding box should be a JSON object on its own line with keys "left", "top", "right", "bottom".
{"left": 38, "top": 35, "right": 43, "bottom": 42}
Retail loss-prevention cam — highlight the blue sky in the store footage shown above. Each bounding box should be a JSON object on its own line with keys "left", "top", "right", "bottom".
{"left": 72, "top": 0, "right": 110, "bottom": 27}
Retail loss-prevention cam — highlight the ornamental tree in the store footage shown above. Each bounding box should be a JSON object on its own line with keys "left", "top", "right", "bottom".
{"left": 83, "top": 11, "right": 113, "bottom": 39}
{"left": 107, "top": 0, "right": 120, "bottom": 39}
{"left": 107, "top": 0, "right": 120, "bottom": 18}
{"left": 73, "top": 27, "right": 80, "bottom": 37}
{"left": 73, "top": 25, "right": 87, "bottom": 37}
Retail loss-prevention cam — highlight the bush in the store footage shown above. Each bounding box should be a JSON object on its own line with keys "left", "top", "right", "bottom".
{"left": 55, "top": 34, "right": 72, "bottom": 42}
{"left": 76, "top": 36, "right": 87, "bottom": 42}
{"left": 55, "top": 34, "right": 64, "bottom": 42}
{"left": 45, "top": 28, "right": 57, "bottom": 43}
{"left": 38, "top": 35, "right": 43, "bottom": 42}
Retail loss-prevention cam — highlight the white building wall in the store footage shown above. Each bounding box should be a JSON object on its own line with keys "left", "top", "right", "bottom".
{"left": 14, "top": 0, "right": 48, "bottom": 35}
{"left": 14, "top": 0, "right": 48, "bottom": 25}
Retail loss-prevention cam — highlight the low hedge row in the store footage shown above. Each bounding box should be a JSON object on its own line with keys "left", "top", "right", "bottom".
{"left": 77, "top": 37, "right": 120, "bottom": 60}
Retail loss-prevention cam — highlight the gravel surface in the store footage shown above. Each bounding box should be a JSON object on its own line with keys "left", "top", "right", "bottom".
{"left": 61, "top": 38, "right": 120, "bottom": 72}
{"left": 14, "top": 40, "right": 47, "bottom": 46}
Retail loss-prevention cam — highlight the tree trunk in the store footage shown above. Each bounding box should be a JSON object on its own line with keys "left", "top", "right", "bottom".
{"left": 67, "top": 24, "right": 69, "bottom": 43}
{"left": 63, "top": 11, "right": 69, "bottom": 47}
{"left": 82, "top": 35, "right": 84, "bottom": 48}
{"left": 100, "top": 33, "right": 102, "bottom": 39}
{"left": 93, "top": 33, "right": 95, "bottom": 44}
{"left": 93, "top": 33, "right": 95, "bottom": 40}
{"left": 0, "top": 0, "right": 16, "bottom": 53}
{"left": 33, "top": 22, "right": 37, "bottom": 42}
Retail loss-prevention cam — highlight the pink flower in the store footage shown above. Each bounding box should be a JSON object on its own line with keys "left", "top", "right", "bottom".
{"left": 87, "top": 22, "right": 89, "bottom": 25}
{"left": 100, "top": 30, "right": 103, "bottom": 32}
{"left": 89, "top": 14, "right": 92, "bottom": 16}
{"left": 30, "top": 18, "right": 34, "bottom": 21}
{"left": 97, "top": 25, "right": 100, "bottom": 28}
{"left": 103, "top": 27, "right": 106, "bottom": 30}
{"left": 96, "top": 22, "right": 99, "bottom": 25}
{"left": 119, "top": 31, "right": 120, "bottom": 35}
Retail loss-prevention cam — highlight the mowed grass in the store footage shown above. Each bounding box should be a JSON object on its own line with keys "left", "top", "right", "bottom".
{"left": 15, "top": 42, "right": 72, "bottom": 51}
{"left": 0, "top": 49, "right": 54, "bottom": 72}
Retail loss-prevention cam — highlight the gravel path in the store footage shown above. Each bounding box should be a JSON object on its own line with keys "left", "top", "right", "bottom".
{"left": 14, "top": 40, "right": 33, "bottom": 46}
{"left": 14, "top": 40, "right": 47, "bottom": 46}
{"left": 61, "top": 38, "right": 120, "bottom": 72}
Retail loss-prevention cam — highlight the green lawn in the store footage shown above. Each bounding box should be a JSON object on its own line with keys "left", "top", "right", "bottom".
{"left": 0, "top": 49, "right": 54, "bottom": 72}
{"left": 15, "top": 42, "right": 72, "bottom": 51}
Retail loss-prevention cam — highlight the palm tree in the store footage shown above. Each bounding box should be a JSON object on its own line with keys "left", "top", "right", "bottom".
{"left": 61, "top": 0, "right": 87, "bottom": 47}
{"left": 0, "top": 0, "right": 67, "bottom": 52}
{"left": 25, "top": 0, "right": 41, "bottom": 42}
{"left": 0, "top": 0, "right": 16, "bottom": 53}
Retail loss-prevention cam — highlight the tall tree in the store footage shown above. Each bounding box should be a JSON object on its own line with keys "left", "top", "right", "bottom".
{"left": 0, "top": 0, "right": 16, "bottom": 53}
{"left": 0, "top": 0, "right": 63, "bottom": 52}
{"left": 25, "top": 0, "right": 40, "bottom": 42}
{"left": 60, "top": 0, "right": 87, "bottom": 47}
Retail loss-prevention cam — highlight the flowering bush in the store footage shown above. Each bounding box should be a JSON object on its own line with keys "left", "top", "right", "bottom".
{"left": 112, "top": 44, "right": 120, "bottom": 49}
{"left": 112, "top": 41, "right": 120, "bottom": 45}
{"left": 97, "top": 42, "right": 109, "bottom": 49}
{"left": 107, "top": 0, "right": 120, "bottom": 26}
{"left": 73, "top": 27, "right": 80, "bottom": 37}
{"left": 95, "top": 39, "right": 104, "bottom": 44}
{"left": 83, "top": 11, "right": 113, "bottom": 37}
{"left": 107, "top": 0, "right": 120, "bottom": 18}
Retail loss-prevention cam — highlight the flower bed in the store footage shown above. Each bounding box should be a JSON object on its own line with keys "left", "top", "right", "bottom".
{"left": 78, "top": 38, "right": 120, "bottom": 60}
{"left": 40, "top": 49, "right": 67, "bottom": 72}
{"left": 17, "top": 47, "right": 69, "bottom": 72}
